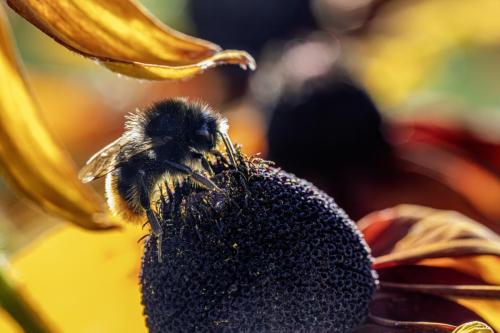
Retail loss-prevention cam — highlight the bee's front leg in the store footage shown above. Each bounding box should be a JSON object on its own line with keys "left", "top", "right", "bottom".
{"left": 138, "top": 170, "right": 163, "bottom": 262}
{"left": 163, "top": 160, "right": 220, "bottom": 191}
{"left": 218, "top": 131, "right": 238, "bottom": 168}
{"left": 191, "top": 150, "right": 214, "bottom": 176}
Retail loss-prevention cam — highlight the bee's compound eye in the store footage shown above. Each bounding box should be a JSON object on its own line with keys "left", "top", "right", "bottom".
{"left": 195, "top": 128, "right": 210, "bottom": 141}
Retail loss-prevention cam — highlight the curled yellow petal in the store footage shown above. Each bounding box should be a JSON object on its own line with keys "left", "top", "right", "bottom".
{"left": 452, "top": 321, "right": 493, "bottom": 333}
{"left": 0, "top": 7, "right": 115, "bottom": 229}
{"left": 7, "top": 0, "right": 256, "bottom": 80}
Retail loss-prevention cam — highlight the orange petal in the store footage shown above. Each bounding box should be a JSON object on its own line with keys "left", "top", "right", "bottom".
{"left": 367, "top": 293, "right": 484, "bottom": 331}
{"left": 420, "top": 256, "right": 500, "bottom": 286}
{"left": 359, "top": 205, "right": 500, "bottom": 267}
{"left": 0, "top": 7, "right": 116, "bottom": 229}
{"left": 373, "top": 239, "right": 500, "bottom": 269}
{"left": 398, "top": 144, "right": 500, "bottom": 227}
{"left": 7, "top": 0, "right": 255, "bottom": 80}
{"left": 362, "top": 314, "right": 456, "bottom": 332}
{"left": 380, "top": 282, "right": 500, "bottom": 299}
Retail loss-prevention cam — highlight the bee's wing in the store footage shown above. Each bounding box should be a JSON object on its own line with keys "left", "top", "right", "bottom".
{"left": 78, "top": 137, "right": 126, "bottom": 183}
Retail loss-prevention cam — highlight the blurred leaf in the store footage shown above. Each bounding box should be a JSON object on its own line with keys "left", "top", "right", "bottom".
{"left": 452, "top": 321, "right": 493, "bottom": 333}
{"left": 7, "top": 0, "right": 255, "bottom": 80}
{"left": 349, "top": 0, "right": 500, "bottom": 107}
{"left": 0, "top": 7, "right": 115, "bottom": 229}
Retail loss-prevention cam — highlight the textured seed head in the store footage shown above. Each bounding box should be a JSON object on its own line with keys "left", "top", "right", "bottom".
{"left": 141, "top": 158, "right": 377, "bottom": 332}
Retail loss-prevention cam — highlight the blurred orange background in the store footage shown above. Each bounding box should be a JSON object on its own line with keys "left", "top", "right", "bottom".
{"left": 0, "top": 1, "right": 499, "bottom": 332}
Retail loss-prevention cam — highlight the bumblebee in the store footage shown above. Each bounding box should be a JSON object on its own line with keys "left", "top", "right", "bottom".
{"left": 79, "top": 98, "right": 238, "bottom": 250}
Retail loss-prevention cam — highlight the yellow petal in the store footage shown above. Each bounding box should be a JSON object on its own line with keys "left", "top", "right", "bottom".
{"left": 452, "top": 321, "right": 494, "bottom": 333}
{"left": 0, "top": 308, "right": 22, "bottom": 333}
{"left": 2, "top": 225, "right": 146, "bottom": 333}
{"left": 0, "top": 7, "right": 115, "bottom": 229}
{"left": 7, "top": 0, "right": 256, "bottom": 80}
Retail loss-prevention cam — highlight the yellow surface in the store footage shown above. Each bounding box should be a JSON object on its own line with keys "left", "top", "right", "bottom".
{"left": 3, "top": 225, "right": 146, "bottom": 333}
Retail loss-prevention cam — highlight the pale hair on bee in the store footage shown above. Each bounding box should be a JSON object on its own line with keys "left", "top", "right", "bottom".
{"left": 79, "top": 98, "right": 238, "bottom": 261}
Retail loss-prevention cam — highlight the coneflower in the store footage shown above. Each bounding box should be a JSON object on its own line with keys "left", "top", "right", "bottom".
{"left": 141, "top": 154, "right": 378, "bottom": 332}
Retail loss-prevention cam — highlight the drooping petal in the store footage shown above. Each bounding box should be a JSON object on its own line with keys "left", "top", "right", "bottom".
{"left": 357, "top": 314, "right": 456, "bottom": 332}
{"left": 379, "top": 282, "right": 500, "bottom": 299}
{"left": 7, "top": 0, "right": 255, "bottom": 80}
{"left": 367, "top": 293, "right": 484, "bottom": 331}
{"left": 360, "top": 205, "right": 500, "bottom": 330}
{"left": 373, "top": 240, "right": 500, "bottom": 269}
{"left": 0, "top": 7, "right": 116, "bottom": 229}
{"left": 420, "top": 256, "right": 500, "bottom": 285}
{"left": 355, "top": 318, "right": 493, "bottom": 333}
{"left": 359, "top": 205, "right": 500, "bottom": 262}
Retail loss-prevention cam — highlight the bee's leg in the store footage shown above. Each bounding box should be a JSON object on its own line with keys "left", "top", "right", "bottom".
{"left": 210, "top": 149, "right": 226, "bottom": 160}
{"left": 219, "top": 132, "right": 250, "bottom": 182}
{"left": 137, "top": 171, "right": 163, "bottom": 263}
{"left": 165, "top": 181, "right": 174, "bottom": 202}
{"left": 191, "top": 150, "right": 214, "bottom": 176}
{"left": 163, "top": 160, "right": 220, "bottom": 191}
{"left": 158, "top": 185, "right": 165, "bottom": 204}
{"left": 218, "top": 132, "right": 238, "bottom": 168}
{"left": 137, "top": 233, "right": 149, "bottom": 244}
{"left": 200, "top": 156, "right": 214, "bottom": 176}
{"left": 190, "top": 172, "right": 221, "bottom": 191}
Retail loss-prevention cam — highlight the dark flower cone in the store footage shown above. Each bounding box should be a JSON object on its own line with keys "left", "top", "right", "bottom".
{"left": 141, "top": 157, "right": 378, "bottom": 332}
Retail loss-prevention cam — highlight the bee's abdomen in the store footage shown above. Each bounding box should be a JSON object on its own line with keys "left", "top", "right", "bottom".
{"left": 105, "top": 169, "right": 144, "bottom": 224}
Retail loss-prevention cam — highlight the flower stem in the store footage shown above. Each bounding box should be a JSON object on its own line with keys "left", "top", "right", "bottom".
{"left": 0, "top": 265, "right": 54, "bottom": 333}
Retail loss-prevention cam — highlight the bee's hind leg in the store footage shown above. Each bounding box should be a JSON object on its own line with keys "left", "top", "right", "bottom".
{"left": 138, "top": 171, "right": 163, "bottom": 263}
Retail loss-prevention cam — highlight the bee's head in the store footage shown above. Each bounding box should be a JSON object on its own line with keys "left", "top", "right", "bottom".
{"left": 189, "top": 105, "right": 226, "bottom": 152}
{"left": 136, "top": 98, "right": 226, "bottom": 152}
